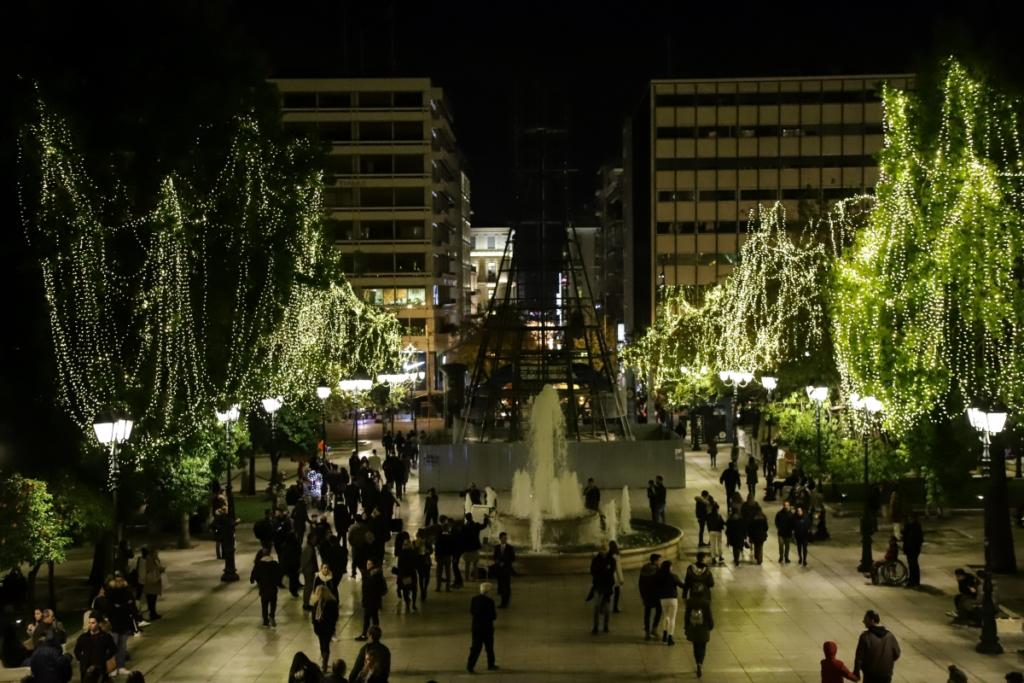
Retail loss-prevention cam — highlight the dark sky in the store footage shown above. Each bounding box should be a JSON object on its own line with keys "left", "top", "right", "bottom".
{"left": 6, "top": 0, "right": 1021, "bottom": 224}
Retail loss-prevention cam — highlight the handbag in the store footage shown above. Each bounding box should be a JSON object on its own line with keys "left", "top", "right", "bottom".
{"left": 106, "top": 656, "right": 117, "bottom": 674}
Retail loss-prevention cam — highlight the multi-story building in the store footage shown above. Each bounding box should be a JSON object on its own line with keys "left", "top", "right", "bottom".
{"left": 625, "top": 73, "right": 914, "bottom": 333}
{"left": 594, "top": 165, "right": 626, "bottom": 334}
{"left": 274, "top": 77, "right": 469, "bottom": 396}
{"left": 469, "top": 226, "right": 512, "bottom": 312}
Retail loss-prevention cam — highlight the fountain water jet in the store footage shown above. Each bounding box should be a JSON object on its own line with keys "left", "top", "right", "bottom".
{"left": 620, "top": 486, "right": 634, "bottom": 535}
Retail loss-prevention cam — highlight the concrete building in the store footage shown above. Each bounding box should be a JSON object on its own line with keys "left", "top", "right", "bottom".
{"left": 274, "top": 77, "right": 469, "bottom": 397}
{"left": 625, "top": 73, "right": 914, "bottom": 333}
{"left": 469, "top": 226, "right": 512, "bottom": 312}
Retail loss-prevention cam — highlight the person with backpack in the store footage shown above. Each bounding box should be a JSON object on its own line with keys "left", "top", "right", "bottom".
{"left": 683, "top": 552, "right": 714, "bottom": 608}
{"left": 706, "top": 504, "right": 725, "bottom": 565}
{"left": 684, "top": 601, "right": 713, "bottom": 678}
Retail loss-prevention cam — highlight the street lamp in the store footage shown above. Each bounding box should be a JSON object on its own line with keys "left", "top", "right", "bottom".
{"left": 94, "top": 413, "right": 133, "bottom": 571}
{"left": 339, "top": 380, "right": 372, "bottom": 451}
{"left": 316, "top": 384, "right": 332, "bottom": 461}
{"left": 760, "top": 376, "right": 778, "bottom": 499}
{"left": 805, "top": 385, "right": 828, "bottom": 472}
{"left": 719, "top": 370, "right": 754, "bottom": 443}
{"left": 850, "top": 394, "right": 883, "bottom": 573}
{"left": 967, "top": 405, "right": 1007, "bottom": 655}
{"left": 261, "top": 396, "right": 283, "bottom": 495}
{"left": 215, "top": 404, "right": 241, "bottom": 582}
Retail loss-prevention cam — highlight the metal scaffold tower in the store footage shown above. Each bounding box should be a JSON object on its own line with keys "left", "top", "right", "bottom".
{"left": 456, "top": 124, "right": 631, "bottom": 442}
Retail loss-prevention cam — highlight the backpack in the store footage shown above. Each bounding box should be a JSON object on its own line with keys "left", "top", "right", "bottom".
{"left": 689, "top": 608, "right": 704, "bottom": 626}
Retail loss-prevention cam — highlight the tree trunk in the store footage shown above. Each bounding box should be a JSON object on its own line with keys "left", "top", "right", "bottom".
{"left": 47, "top": 561, "right": 56, "bottom": 610}
{"left": 244, "top": 450, "right": 256, "bottom": 495}
{"left": 177, "top": 512, "right": 191, "bottom": 549}
{"left": 88, "top": 536, "right": 112, "bottom": 588}
{"left": 270, "top": 451, "right": 281, "bottom": 489}
{"left": 26, "top": 562, "right": 41, "bottom": 608}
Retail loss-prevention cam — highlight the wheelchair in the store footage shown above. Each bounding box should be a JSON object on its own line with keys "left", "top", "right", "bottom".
{"left": 871, "top": 559, "right": 908, "bottom": 586}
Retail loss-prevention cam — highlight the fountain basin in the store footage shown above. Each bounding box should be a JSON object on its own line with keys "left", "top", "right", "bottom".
{"left": 496, "top": 510, "right": 602, "bottom": 549}
{"left": 495, "top": 519, "right": 684, "bottom": 575}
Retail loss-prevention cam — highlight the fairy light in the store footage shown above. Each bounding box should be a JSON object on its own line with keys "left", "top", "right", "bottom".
{"left": 833, "top": 59, "right": 1024, "bottom": 434}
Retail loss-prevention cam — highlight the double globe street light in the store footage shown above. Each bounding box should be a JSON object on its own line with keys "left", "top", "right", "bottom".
{"left": 316, "top": 384, "right": 332, "bottom": 461}
{"left": 849, "top": 394, "right": 883, "bottom": 573}
{"left": 339, "top": 379, "right": 373, "bottom": 450}
{"left": 94, "top": 413, "right": 133, "bottom": 571}
{"left": 719, "top": 370, "right": 754, "bottom": 444}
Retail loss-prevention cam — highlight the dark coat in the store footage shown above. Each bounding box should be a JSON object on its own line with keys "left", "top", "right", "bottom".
{"left": 748, "top": 515, "right": 769, "bottom": 544}
{"left": 725, "top": 516, "right": 747, "bottom": 547}
{"left": 492, "top": 543, "right": 516, "bottom": 575}
{"left": 695, "top": 496, "right": 710, "bottom": 521}
{"left": 774, "top": 508, "right": 795, "bottom": 537}
{"left": 73, "top": 630, "right": 116, "bottom": 674}
{"left": 251, "top": 555, "right": 282, "bottom": 598}
{"left": 654, "top": 569, "right": 685, "bottom": 599}
{"left": 683, "top": 564, "right": 714, "bottom": 604}
{"left": 29, "top": 641, "right": 72, "bottom": 683}
{"left": 684, "top": 603, "right": 714, "bottom": 643}
{"left": 854, "top": 625, "right": 901, "bottom": 677}
{"left": 706, "top": 510, "right": 725, "bottom": 532}
{"left": 902, "top": 520, "right": 924, "bottom": 555}
{"left": 470, "top": 593, "right": 498, "bottom": 631}
{"left": 312, "top": 599, "right": 339, "bottom": 639}
{"left": 719, "top": 468, "right": 741, "bottom": 491}
{"left": 793, "top": 513, "right": 812, "bottom": 543}
{"left": 361, "top": 568, "right": 388, "bottom": 610}
{"left": 590, "top": 553, "right": 616, "bottom": 594}
{"left": 349, "top": 642, "right": 391, "bottom": 683}
{"left": 105, "top": 584, "right": 136, "bottom": 634}
{"left": 638, "top": 562, "right": 660, "bottom": 603}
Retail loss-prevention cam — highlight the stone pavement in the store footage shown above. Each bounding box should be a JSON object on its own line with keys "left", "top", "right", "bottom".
{"left": 31, "top": 445, "right": 1024, "bottom": 681}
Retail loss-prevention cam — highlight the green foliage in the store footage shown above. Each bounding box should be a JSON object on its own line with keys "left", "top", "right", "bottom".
{"left": 832, "top": 59, "right": 1024, "bottom": 434}
{"left": 0, "top": 474, "right": 71, "bottom": 571}
{"left": 49, "top": 475, "right": 111, "bottom": 542}
{"left": 276, "top": 393, "right": 324, "bottom": 456}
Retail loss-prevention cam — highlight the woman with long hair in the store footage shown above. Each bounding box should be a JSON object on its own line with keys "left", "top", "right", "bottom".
{"left": 311, "top": 585, "right": 339, "bottom": 671}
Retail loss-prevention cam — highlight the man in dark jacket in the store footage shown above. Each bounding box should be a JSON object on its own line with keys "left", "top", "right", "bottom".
{"left": 775, "top": 501, "right": 795, "bottom": 564}
{"left": 462, "top": 513, "right": 489, "bottom": 582}
{"left": 694, "top": 491, "right": 711, "bottom": 547}
{"left": 719, "top": 463, "right": 741, "bottom": 502}
{"left": 29, "top": 639, "right": 72, "bottom": 683}
{"left": 726, "top": 512, "right": 747, "bottom": 565}
{"left": 853, "top": 610, "right": 900, "bottom": 683}
{"left": 748, "top": 511, "right": 769, "bottom": 564}
{"left": 638, "top": 553, "right": 662, "bottom": 640}
{"left": 583, "top": 478, "right": 601, "bottom": 512}
{"left": 902, "top": 513, "right": 924, "bottom": 588}
{"left": 356, "top": 559, "right": 388, "bottom": 641}
{"left": 647, "top": 476, "right": 667, "bottom": 523}
{"left": 466, "top": 583, "right": 499, "bottom": 673}
{"left": 435, "top": 517, "right": 455, "bottom": 591}
{"left": 350, "top": 625, "right": 391, "bottom": 683}
{"left": 74, "top": 612, "right": 116, "bottom": 683}
{"left": 492, "top": 532, "right": 516, "bottom": 608}
{"left": 278, "top": 531, "right": 301, "bottom": 597}
{"left": 106, "top": 573, "right": 138, "bottom": 675}
{"left": 589, "top": 543, "right": 616, "bottom": 633}
{"left": 254, "top": 509, "right": 274, "bottom": 547}
{"left": 250, "top": 548, "right": 282, "bottom": 627}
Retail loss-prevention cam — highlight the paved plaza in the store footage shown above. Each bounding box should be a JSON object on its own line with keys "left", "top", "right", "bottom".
{"left": 26, "top": 444, "right": 1024, "bottom": 682}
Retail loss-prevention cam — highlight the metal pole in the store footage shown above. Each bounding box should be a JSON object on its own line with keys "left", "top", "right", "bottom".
{"left": 221, "top": 419, "right": 239, "bottom": 582}
{"left": 857, "top": 410, "right": 874, "bottom": 572}
{"left": 321, "top": 402, "right": 328, "bottom": 460}
{"left": 978, "top": 430, "right": 1003, "bottom": 653}
{"left": 815, "top": 401, "right": 823, "bottom": 472}
{"left": 111, "top": 441, "right": 121, "bottom": 573}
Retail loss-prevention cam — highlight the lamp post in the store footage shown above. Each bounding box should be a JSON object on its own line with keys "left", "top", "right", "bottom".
{"left": 851, "top": 394, "right": 883, "bottom": 573}
{"left": 967, "top": 406, "right": 1007, "bottom": 655}
{"left": 215, "top": 405, "right": 241, "bottom": 582}
{"left": 261, "top": 396, "right": 283, "bottom": 494}
{"left": 316, "top": 384, "right": 331, "bottom": 461}
{"left": 94, "top": 413, "right": 133, "bottom": 571}
{"left": 339, "top": 380, "right": 372, "bottom": 452}
{"left": 805, "top": 385, "right": 828, "bottom": 472}
{"left": 719, "top": 370, "right": 754, "bottom": 445}
{"left": 760, "top": 376, "right": 778, "bottom": 499}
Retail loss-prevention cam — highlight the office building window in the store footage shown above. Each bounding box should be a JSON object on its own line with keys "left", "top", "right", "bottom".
{"left": 359, "top": 92, "right": 391, "bottom": 108}
{"left": 393, "top": 91, "right": 424, "bottom": 107}
{"left": 487, "top": 235, "right": 496, "bottom": 249}
{"left": 318, "top": 93, "right": 352, "bottom": 108}
{"left": 363, "top": 287, "right": 427, "bottom": 306}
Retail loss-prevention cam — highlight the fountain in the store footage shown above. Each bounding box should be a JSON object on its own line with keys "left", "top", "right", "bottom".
{"left": 503, "top": 385, "right": 603, "bottom": 550}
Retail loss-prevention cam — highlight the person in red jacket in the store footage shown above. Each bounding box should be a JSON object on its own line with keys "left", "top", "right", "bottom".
{"left": 821, "top": 640, "right": 859, "bottom": 682}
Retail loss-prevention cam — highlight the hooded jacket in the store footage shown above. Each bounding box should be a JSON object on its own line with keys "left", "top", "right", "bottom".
{"left": 638, "top": 562, "right": 660, "bottom": 603}
{"left": 854, "top": 625, "right": 901, "bottom": 677}
{"left": 820, "top": 641, "right": 857, "bottom": 683}
{"left": 251, "top": 553, "right": 282, "bottom": 598}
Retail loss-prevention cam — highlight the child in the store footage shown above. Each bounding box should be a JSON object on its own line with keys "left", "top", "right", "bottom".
{"left": 820, "top": 641, "right": 859, "bottom": 682}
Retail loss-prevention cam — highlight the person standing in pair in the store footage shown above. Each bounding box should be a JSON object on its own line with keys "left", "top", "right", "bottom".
{"left": 647, "top": 476, "right": 667, "bottom": 523}
{"left": 902, "top": 513, "right": 924, "bottom": 588}
{"left": 725, "top": 511, "right": 747, "bottom": 566}
{"left": 466, "top": 583, "right": 499, "bottom": 673}
{"left": 793, "top": 506, "right": 811, "bottom": 566}
{"left": 492, "top": 532, "right": 516, "bottom": 608}
{"left": 775, "top": 501, "right": 795, "bottom": 564}
{"left": 638, "top": 553, "right": 663, "bottom": 640}
{"left": 655, "top": 560, "right": 686, "bottom": 646}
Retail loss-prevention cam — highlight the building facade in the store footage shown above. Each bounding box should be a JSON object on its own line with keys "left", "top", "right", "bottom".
{"left": 594, "top": 165, "right": 626, "bottom": 334}
{"left": 469, "top": 226, "right": 512, "bottom": 312}
{"left": 274, "top": 77, "right": 469, "bottom": 396}
{"left": 625, "top": 73, "right": 914, "bottom": 333}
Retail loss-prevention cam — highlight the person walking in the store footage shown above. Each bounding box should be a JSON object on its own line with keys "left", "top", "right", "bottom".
{"left": 462, "top": 513, "right": 489, "bottom": 582}
{"left": 748, "top": 509, "right": 769, "bottom": 565}
{"left": 639, "top": 553, "right": 663, "bottom": 640}
{"left": 395, "top": 536, "right": 418, "bottom": 613}
{"left": 301, "top": 534, "right": 319, "bottom": 611}
{"left": 694, "top": 491, "right": 711, "bottom": 547}
{"left": 902, "top": 513, "right": 924, "bottom": 588}
{"left": 434, "top": 517, "right": 454, "bottom": 592}
{"left": 725, "top": 511, "right": 747, "bottom": 566}
{"left": 821, "top": 640, "right": 858, "bottom": 682}
{"left": 415, "top": 532, "right": 433, "bottom": 605}
{"left": 254, "top": 509, "right": 274, "bottom": 547}
{"left": 706, "top": 504, "right": 725, "bottom": 564}
{"left": 707, "top": 440, "right": 718, "bottom": 469}
{"left": 466, "top": 583, "right": 499, "bottom": 673}
{"left": 683, "top": 602, "right": 713, "bottom": 678}
{"left": 853, "top": 610, "right": 901, "bottom": 683}
{"left": 142, "top": 548, "right": 165, "bottom": 620}
{"left": 279, "top": 531, "right": 302, "bottom": 597}
{"left": 589, "top": 543, "right": 616, "bottom": 634}
{"left": 683, "top": 553, "right": 714, "bottom": 610}
{"left": 775, "top": 501, "right": 795, "bottom": 564}
{"left": 251, "top": 547, "right": 282, "bottom": 627}
{"left": 492, "top": 532, "right": 516, "bottom": 608}
{"left": 311, "top": 585, "right": 339, "bottom": 672}
{"left": 74, "top": 612, "right": 116, "bottom": 683}
{"left": 794, "top": 506, "right": 812, "bottom": 566}
{"left": 348, "top": 515, "right": 370, "bottom": 579}
{"left": 745, "top": 457, "right": 759, "bottom": 498}
{"left": 655, "top": 560, "right": 686, "bottom": 645}
{"left": 719, "top": 463, "right": 741, "bottom": 503}
{"left": 609, "top": 540, "right": 624, "bottom": 613}
{"left": 356, "top": 559, "right": 388, "bottom": 641}
{"left": 350, "top": 625, "right": 391, "bottom": 683}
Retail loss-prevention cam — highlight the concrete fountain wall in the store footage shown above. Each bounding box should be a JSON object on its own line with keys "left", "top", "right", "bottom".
{"left": 418, "top": 439, "right": 686, "bottom": 493}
